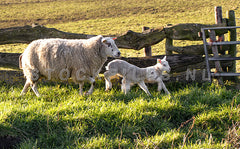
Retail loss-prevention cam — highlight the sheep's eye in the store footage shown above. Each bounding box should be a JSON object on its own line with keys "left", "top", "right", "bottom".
{"left": 163, "top": 64, "right": 166, "bottom": 67}
{"left": 107, "top": 43, "right": 111, "bottom": 47}
{"left": 151, "top": 71, "right": 154, "bottom": 74}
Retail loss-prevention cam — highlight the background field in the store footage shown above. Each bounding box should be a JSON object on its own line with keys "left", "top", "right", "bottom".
{"left": 0, "top": 0, "right": 240, "bottom": 148}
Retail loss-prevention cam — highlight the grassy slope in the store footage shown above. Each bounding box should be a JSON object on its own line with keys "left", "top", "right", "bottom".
{"left": 0, "top": 0, "right": 240, "bottom": 148}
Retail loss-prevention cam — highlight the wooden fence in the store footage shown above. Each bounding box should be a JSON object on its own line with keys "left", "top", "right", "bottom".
{"left": 0, "top": 6, "right": 237, "bottom": 84}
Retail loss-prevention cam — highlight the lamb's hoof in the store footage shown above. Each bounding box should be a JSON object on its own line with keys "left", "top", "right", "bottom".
{"left": 105, "top": 89, "right": 110, "bottom": 92}
{"left": 84, "top": 92, "right": 92, "bottom": 96}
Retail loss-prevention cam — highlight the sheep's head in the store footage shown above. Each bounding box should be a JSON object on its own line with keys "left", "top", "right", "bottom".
{"left": 102, "top": 37, "right": 121, "bottom": 58}
{"left": 155, "top": 56, "right": 171, "bottom": 73}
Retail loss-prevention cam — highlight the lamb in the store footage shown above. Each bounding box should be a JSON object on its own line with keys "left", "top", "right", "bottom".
{"left": 145, "top": 56, "right": 171, "bottom": 95}
{"left": 19, "top": 35, "right": 121, "bottom": 97}
{"left": 104, "top": 56, "right": 170, "bottom": 96}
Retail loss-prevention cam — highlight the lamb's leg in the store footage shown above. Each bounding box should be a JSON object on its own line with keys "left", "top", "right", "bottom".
{"left": 122, "top": 79, "right": 131, "bottom": 94}
{"left": 85, "top": 77, "right": 95, "bottom": 95}
{"left": 158, "top": 79, "right": 170, "bottom": 95}
{"left": 30, "top": 82, "right": 40, "bottom": 97}
{"left": 104, "top": 71, "right": 115, "bottom": 91}
{"left": 79, "top": 82, "right": 84, "bottom": 95}
{"left": 121, "top": 78, "right": 126, "bottom": 93}
{"left": 138, "top": 81, "right": 151, "bottom": 96}
{"left": 157, "top": 80, "right": 163, "bottom": 92}
{"left": 20, "top": 80, "right": 31, "bottom": 96}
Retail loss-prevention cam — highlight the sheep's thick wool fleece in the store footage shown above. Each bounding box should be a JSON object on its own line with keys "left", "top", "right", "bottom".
{"left": 21, "top": 35, "right": 106, "bottom": 82}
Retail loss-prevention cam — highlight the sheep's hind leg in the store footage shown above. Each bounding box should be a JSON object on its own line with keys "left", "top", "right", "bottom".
{"left": 79, "top": 82, "right": 84, "bottom": 95}
{"left": 85, "top": 77, "right": 95, "bottom": 95}
{"left": 138, "top": 81, "right": 151, "bottom": 96}
{"left": 31, "top": 82, "right": 40, "bottom": 97}
{"left": 20, "top": 80, "right": 31, "bottom": 96}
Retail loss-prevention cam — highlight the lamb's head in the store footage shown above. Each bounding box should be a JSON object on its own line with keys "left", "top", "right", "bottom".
{"left": 102, "top": 37, "right": 121, "bottom": 58}
{"left": 155, "top": 56, "right": 171, "bottom": 73}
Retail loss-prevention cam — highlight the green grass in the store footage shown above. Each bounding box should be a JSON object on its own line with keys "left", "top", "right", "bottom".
{"left": 1, "top": 0, "right": 240, "bottom": 148}
{"left": 0, "top": 81, "right": 239, "bottom": 148}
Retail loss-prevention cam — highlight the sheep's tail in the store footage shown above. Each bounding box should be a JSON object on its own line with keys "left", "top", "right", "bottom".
{"left": 19, "top": 54, "right": 23, "bottom": 69}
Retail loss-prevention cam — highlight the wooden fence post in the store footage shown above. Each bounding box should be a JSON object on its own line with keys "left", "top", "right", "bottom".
{"left": 142, "top": 26, "right": 152, "bottom": 57}
{"left": 215, "top": 6, "right": 225, "bottom": 54}
{"left": 227, "top": 10, "right": 236, "bottom": 73}
{"left": 215, "top": 6, "right": 228, "bottom": 73}
{"left": 165, "top": 38, "right": 173, "bottom": 55}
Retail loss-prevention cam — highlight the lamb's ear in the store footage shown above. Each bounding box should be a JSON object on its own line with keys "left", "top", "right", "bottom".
{"left": 157, "top": 59, "right": 161, "bottom": 64}
{"left": 162, "top": 56, "right": 167, "bottom": 61}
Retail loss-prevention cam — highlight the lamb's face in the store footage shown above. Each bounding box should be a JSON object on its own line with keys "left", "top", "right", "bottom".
{"left": 102, "top": 37, "right": 121, "bottom": 58}
{"left": 156, "top": 56, "right": 171, "bottom": 73}
{"left": 159, "top": 60, "right": 171, "bottom": 73}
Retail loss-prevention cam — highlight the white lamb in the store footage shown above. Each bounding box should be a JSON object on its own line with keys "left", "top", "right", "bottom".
{"left": 19, "top": 35, "right": 121, "bottom": 97}
{"left": 104, "top": 56, "right": 171, "bottom": 96}
{"left": 145, "top": 56, "right": 171, "bottom": 95}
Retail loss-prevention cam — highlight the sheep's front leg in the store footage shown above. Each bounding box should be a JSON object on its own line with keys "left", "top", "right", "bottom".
{"left": 138, "top": 81, "right": 151, "bottom": 96}
{"left": 85, "top": 77, "right": 95, "bottom": 95}
{"left": 79, "top": 82, "right": 84, "bottom": 95}
{"left": 158, "top": 79, "right": 170, "bottom": 95}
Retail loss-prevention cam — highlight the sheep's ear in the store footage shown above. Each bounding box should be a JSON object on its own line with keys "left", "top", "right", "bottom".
{"left": 102, "top": 38, "right": 111, "bottom": 47}
{"left": 102, "top": 38, "right": 107, "bottom": 43}
{"left": 157, "top": 59, "right": 161, "bottom": 64}
{"left": 162, "top": 56, "right": 166, "bottom": 61}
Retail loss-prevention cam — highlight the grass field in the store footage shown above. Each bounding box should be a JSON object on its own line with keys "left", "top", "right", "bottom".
{"left": 0, "top": 0, "right": 240, "bottom": 148}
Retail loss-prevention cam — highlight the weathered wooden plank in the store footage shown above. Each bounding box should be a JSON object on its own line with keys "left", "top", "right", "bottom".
{"left": 165, "top": 23, "right": 227, "bottom": 41}
{"left": 209, "top": 30, "right": 223, "bottom": 84}
{"left": 0, "top": 24, "right": 95, "bottom": 45}
{"left": 0, "top": 23, "right": 228, "bottom": 50}
{"left": 0, "top": 52, "right": 20, "bottom": 69}
{"left": 0, "top": 52, "right": 204, "bottom": 73}
{"left": 166, "top": 44, "right": 228, "bottom": 55}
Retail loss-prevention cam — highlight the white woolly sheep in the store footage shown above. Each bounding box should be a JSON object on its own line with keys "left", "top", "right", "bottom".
{"left": 104, "top": 56, "right": 170, "bottom": 96}
{"left": 19, "top": 35, "right": 121, "bottom": 96}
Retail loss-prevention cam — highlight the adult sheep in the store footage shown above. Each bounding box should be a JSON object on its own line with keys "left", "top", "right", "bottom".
{"left": 19, "top": 35, "right": 121, "bottom": 97}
